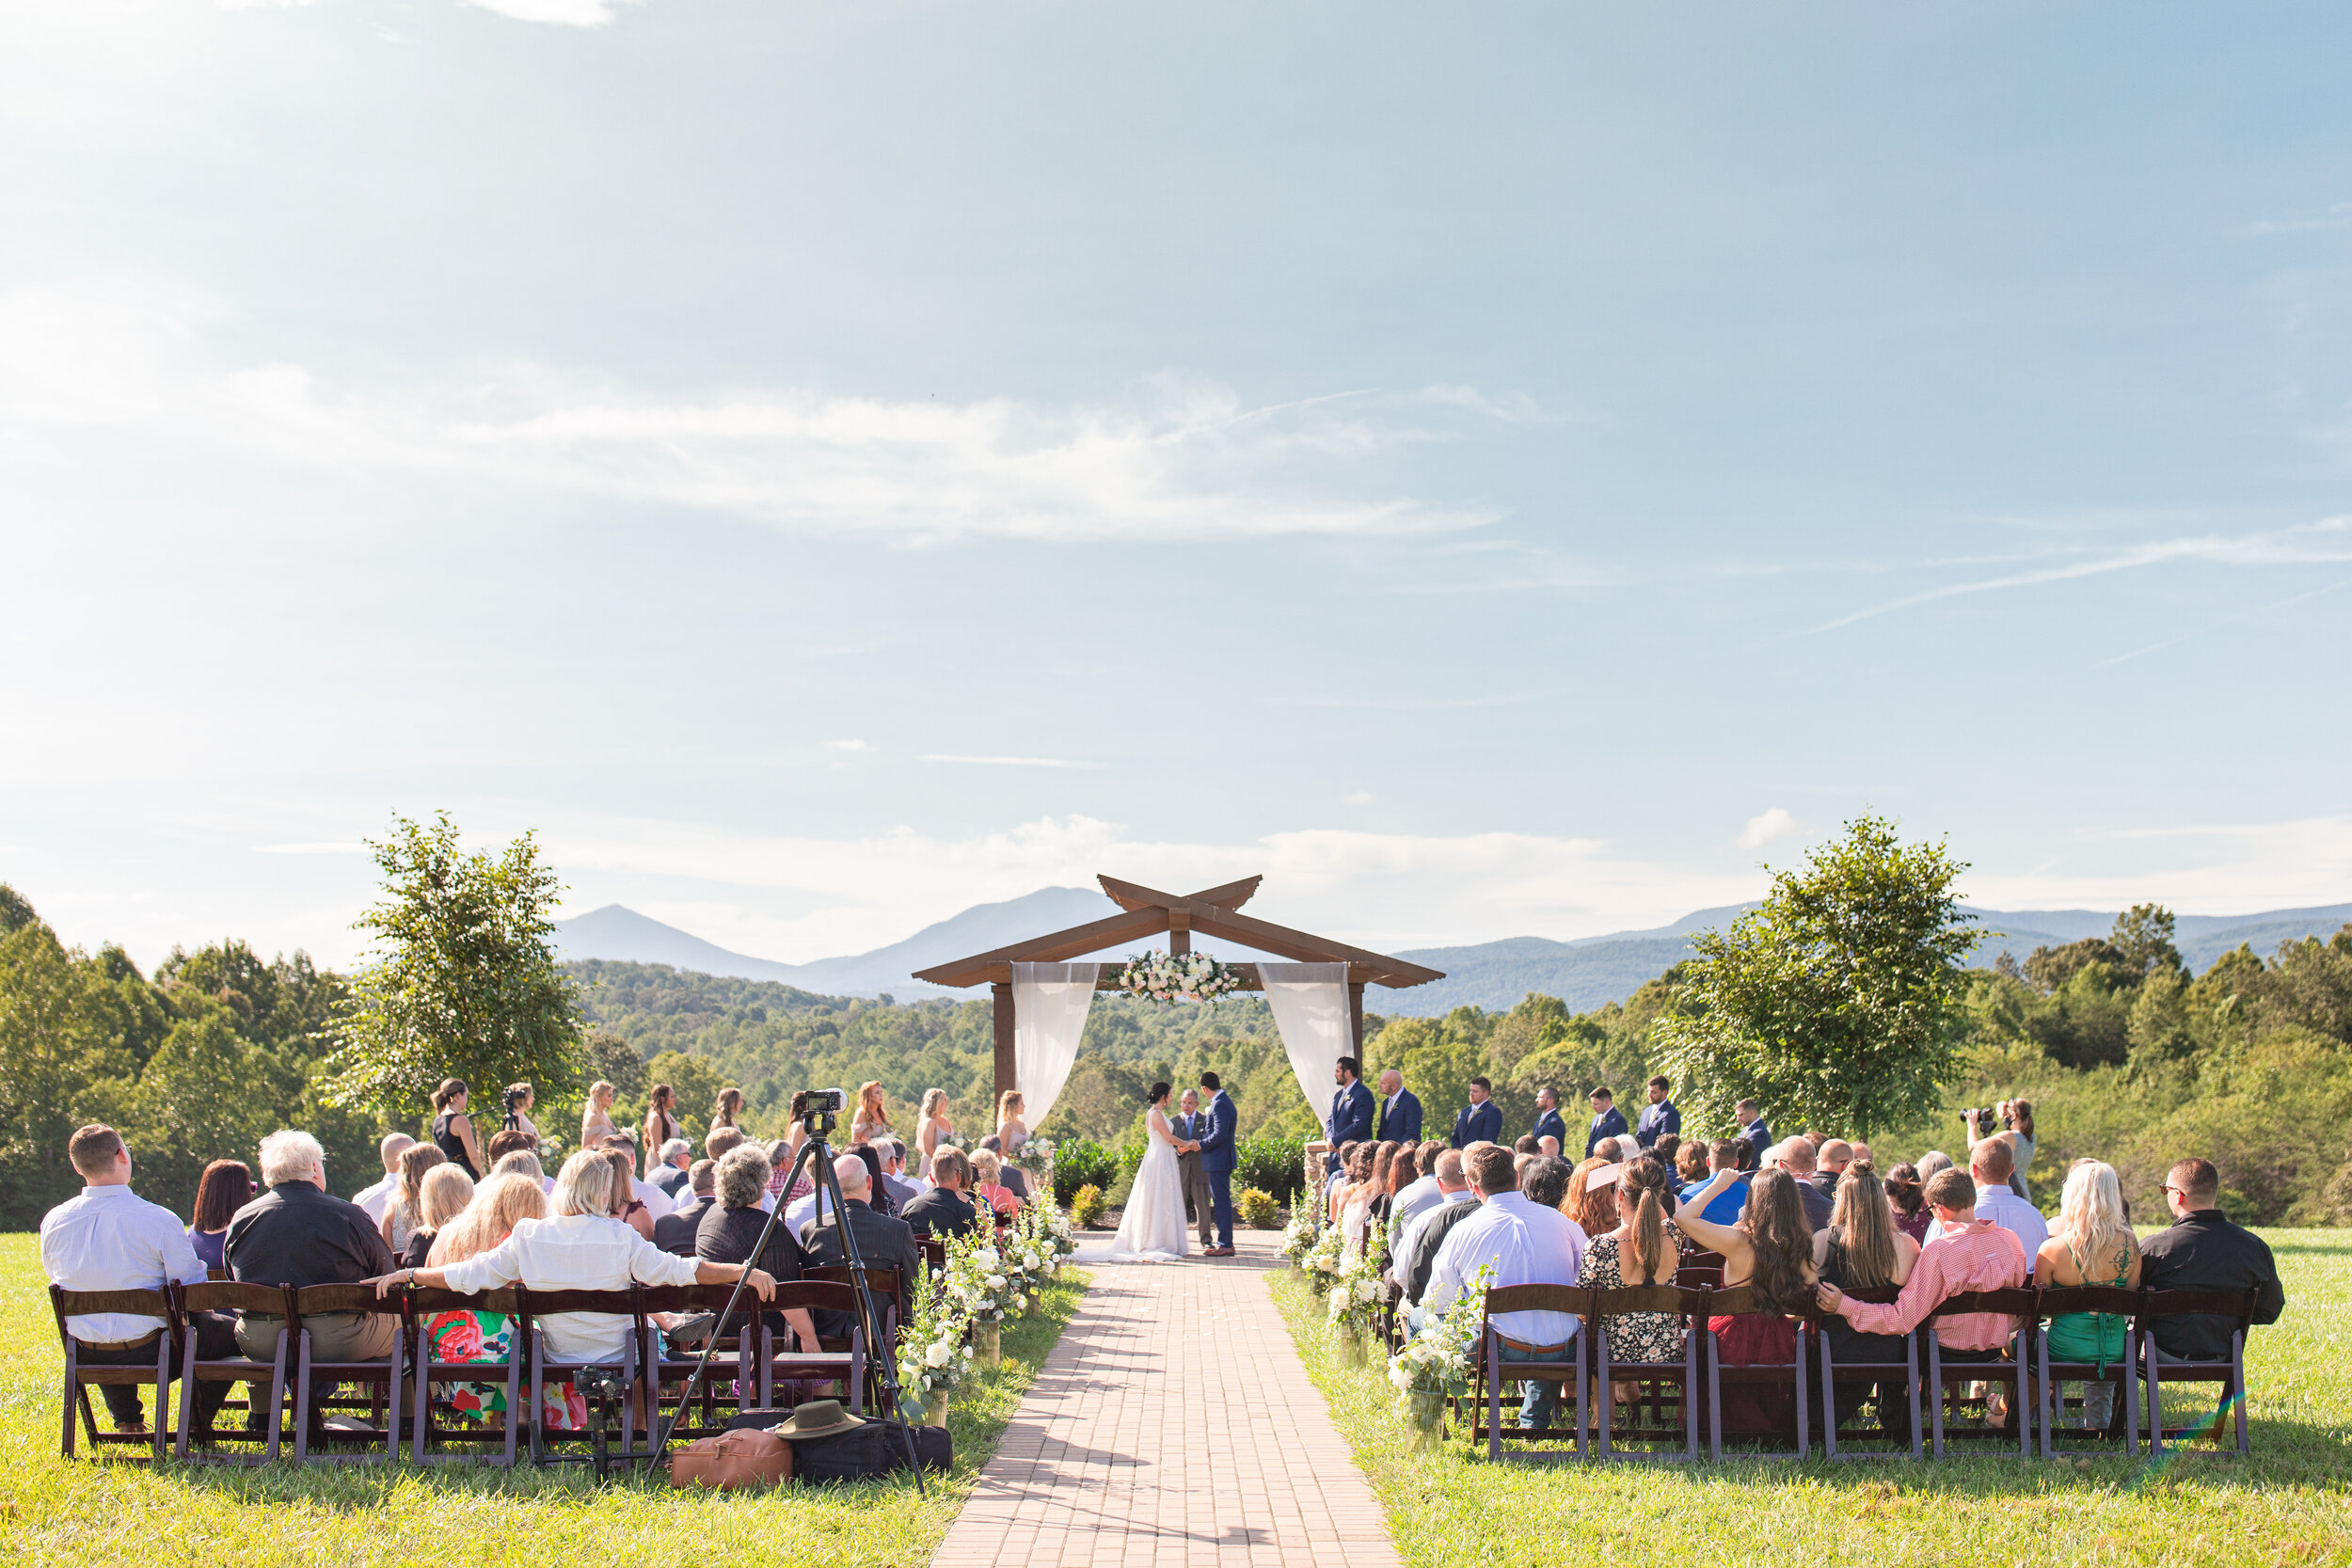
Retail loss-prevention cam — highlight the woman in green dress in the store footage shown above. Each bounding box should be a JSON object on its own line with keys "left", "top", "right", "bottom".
{"left": 2032, "top": 1159, "right": 2141, "bottom": 1431}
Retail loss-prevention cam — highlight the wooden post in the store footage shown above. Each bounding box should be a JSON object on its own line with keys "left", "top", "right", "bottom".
{"left": 1168, "top": 905, "right": 1191, "bottom": 956}
{"left": 1348, "top": 981, "right": 1366, "bottom": 1054}
{"left": 993, "top": 981, "right": 1016, "bottom": 1104}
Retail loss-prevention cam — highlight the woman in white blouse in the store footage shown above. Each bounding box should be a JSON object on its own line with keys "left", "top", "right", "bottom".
{"left": 377, "top": 1149, "right": 775, "bottom": 1392}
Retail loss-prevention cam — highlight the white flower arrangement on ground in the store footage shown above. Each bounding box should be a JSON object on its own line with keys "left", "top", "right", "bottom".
{"left": 1306, "top": 1220, "right": 1345, "bottom": 1291}
{"left": 1327, "top": 1227, "right": 1389, "bottom": 1339}
{"left": 1117, "top": 949, "right": 1244, "bottom": 1004}
{"left": 1281, "top": 1203, "right": 1322, "bottom": 1267}
{"left": 898, "top": 1261, "right": 977, "bottom": 1418}
{"left": 1004, "top": 1204, "right": 1058, "bottom": 1296}
{"left": 945, "top": 1231, "right": 1020, "bottom": 1325}
{"left": 1387, "top": 1263, "right": 1490, "bottom": 1396}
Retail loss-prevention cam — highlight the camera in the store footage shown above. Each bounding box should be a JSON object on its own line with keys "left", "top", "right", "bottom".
{"left": 501, "top": 1085, "right": 528, "bottom": 1132}
{"left": 576, "top": 1366, "right": 628, "bottom": 1406}
{"left": 792, "top": 1086, "right": 847, "bottom": 1134}
{"left": 1961, "top": 1106, "right": 2002, "bottom": 1141}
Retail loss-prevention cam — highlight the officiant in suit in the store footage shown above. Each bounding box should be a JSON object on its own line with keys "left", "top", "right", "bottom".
{"left": 1374, "top": 1069, "right": 1422, "bottom": 1145}
{"left": 1170, "top": 1088, "right": 1216, "bottom": 1249}
{"left": 1327, "top": 1057, "right": 1375, "bottom": 1173}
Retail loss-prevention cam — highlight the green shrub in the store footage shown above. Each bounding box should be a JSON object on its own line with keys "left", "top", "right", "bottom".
{"left": 1053, "top": 1139, "right": 1119, "bottom": 1206}
{"left": 1236, "top": 1186, "right": 1279, "bottom": 1228}
{"left": 1070, "top": 1183, "right": 1107, "bottom": 1228}
{"left": 1235, "top": 1133, "right": 1308, "bottom": 1200}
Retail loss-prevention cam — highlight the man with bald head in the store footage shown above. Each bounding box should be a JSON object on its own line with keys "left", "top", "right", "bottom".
{"left": 1812, "top": 1139, "right": 1853, "bottom": 1206}
{"left": 1374, "top": 1069, "right": 1422, "bottom": 1146}
{"left": 798, "top": 1153, "right": 921, "bottom": 1339}
{"left": 352, "top": 1132, "right": 413, "bottom": 1223}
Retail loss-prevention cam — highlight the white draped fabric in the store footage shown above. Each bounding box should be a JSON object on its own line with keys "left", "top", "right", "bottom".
{"left": 1011, "top": 961, "right": 1101, "bottom": 1132}
{"left": 1259, "top": 961, "right": 1354, "bottom": 1121}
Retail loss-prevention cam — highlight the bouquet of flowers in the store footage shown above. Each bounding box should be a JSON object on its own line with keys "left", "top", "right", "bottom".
{"left": 1306, "top": 1220, "right": 1345, "bottom": 1292}
{"left": 945, "top": 1232, "right": 1020, "bottom": 1325}
{"left": 1280, "top": 1203, "right": 1322, "bottom": 1267}
{"left": 1387, "top": 1263, "right": 1489, "bottom": 1397}
{"left": 1117, "top": 949, "right": 1244, "bottom": 1004}
{"left": 1012, "top": 1135, "right": 1057, "bottom": 1190}
{"left": 898, "top": 1261, "right": 977, "bottom": 1418}
{"left": 1326, "top": 1227, "right": 1389, "bottom": 1340}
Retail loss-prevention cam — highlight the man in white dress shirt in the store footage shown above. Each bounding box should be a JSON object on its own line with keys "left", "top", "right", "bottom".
{"left": 40, "top": 1123, "right": 239, "bottom": 1435}
{"left": 1928, "top": 1134, "right": 2048, "bottom": 1258}
{"left": 1414, "top": 1145, "right": 1586, "bottom": 1431}
{"left": 350, "top": 1132, "right": 413, "bottom": 1223}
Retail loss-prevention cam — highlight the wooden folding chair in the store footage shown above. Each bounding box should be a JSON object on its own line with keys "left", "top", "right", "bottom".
{"left": 50, "top": 1286, "right": 177, "bottom": 1462}
{"left": 1809, "top": 1285, "right": 1918, "bottom": 1461}
{"left": 1587, "top": 1286, "right": 1700, "bottom": 1462}
{"left": 286, "top": 1284, "right": 407, "bottom": 1463}
{"left": 405, "top": 1286, "right": 526, "bottom": 1465}
{"left": 1474, "top": 1284, "right": 1589, "bottom": 1463}
{"left": 807, "top": 1263, "right": 902, "bottom": 1408}
{"left": 1700, "top": 1285, "right": 1809, "bottom": 1461}
{"left": 917, "top": 1238, "right": 947, "bottom": 1275}
{"left": 174, "top": 1281, "right": 292, "bottom": 1464}
{"left": 515, "top": 1287, "right": 657, "bottom": 1473}
{"left": 2032, "top": 1285, "right": 2143, "bottom": 1457}
{"left": 635, "top": 1283, "right": 763, "bottom": 1443}
{"left": 755, "top": 1281, "right": 866, "bottom": 1410}
{"left": 1673, "top": 1248, "right": 1726, "bottom": 1290}
{"left": 2139, "top": 1288, "right": 2256, "bottom": 1458}
{"left": 1921, "top": 1289, "right": 2034, "bottom": 1459}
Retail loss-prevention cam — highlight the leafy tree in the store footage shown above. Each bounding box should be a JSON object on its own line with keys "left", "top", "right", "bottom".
{"left": 582, "top": 1028, "right": 646, "bottom": 1101}
{"left": 2110, "top": 903, "right": 2187, "bottom": 983}
{"left": 2025, "top": 937, "right": 2124, "bottom": 994}
{"left": 1652, "top": 815, "right": 1978, "bottom": 1139}
{"left": 0, "top": 917, "right": 133, "bottom": 1225}
{"left": 324, "top": 812, "right": 581, "bottom": 1124}
{"left": 123, "top": 1011, "right": 294, "bottom": 1209}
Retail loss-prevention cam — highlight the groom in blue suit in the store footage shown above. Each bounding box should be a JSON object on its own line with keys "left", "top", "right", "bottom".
{"left": 1196, "top": 1071, "right": 1238, "bottom": 1256}
{"left": 1327, "top": 1056, "right": 1375, "bottom": 1173}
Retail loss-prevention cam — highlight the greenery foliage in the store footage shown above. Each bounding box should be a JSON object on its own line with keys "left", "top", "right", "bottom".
{"left": 1236, "top": 1186, "right": 1279, "bottom": 1228}
{"left": 1069, "top": 1183, "right": 1107, "bottom": 1228}
{"left": 1051, "top": 1139, "right": 1119, "bottom": 1206}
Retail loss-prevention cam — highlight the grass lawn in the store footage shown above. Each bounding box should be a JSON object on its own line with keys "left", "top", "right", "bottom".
{"left": 1270, "top": 1229, "right": 2352, "bottom": 1568}
{"left": 0, "top": 1234, "right": 1086, "bottom": 1568}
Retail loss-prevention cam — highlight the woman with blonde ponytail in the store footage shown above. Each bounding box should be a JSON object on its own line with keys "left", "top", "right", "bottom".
{"left": 1576, "top": 1156, "right": 1687, "bottom": 1409}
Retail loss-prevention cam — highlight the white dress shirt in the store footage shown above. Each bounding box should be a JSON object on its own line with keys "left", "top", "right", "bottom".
{"left": 40, "top": 1184, "right": 208, "bottom": 1341}
{"left": 351, "top": 1173, "right": 398, "bottom": 1223}
{"left": 1387, "top": 1173, "right": 1444, "bottom": 1242}
{"left": 439, "top": 1212, "right": 703, "bottom": 1363}
{"left": 1417, "top": 1192, "right": 1586, "bottom": 1346}
{"left": 1928, "top": 1184, "right": 2049, "bottom": 1259}
{"left": 626, "top": 1176, "right": 679, "bottom": 1217}
{"left": 1389, "top": 1185, "right": 1475, "bottom": 1289}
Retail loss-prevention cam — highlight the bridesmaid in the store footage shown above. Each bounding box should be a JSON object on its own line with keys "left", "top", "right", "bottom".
{"left": 850, "top": 1082, "right": 891, "bottom": 1147}
{"left": 915, "top": 1088, "right": 953, "bottom": 1180}
{"left": 994, "top": 1090, "right": 1029, "bottom": 1156}
{"left": 580, "top": 1080, "right": 619, "bottom": 1149}
{"left": 641, "top": 1084, "right": 681, "bottom": 1179}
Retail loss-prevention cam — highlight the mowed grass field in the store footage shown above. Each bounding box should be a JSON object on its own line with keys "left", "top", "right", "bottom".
{"left": 1271, "top": 1230, "right": 2352, "bottom": 1568}
{"left": 0, "top": 1235, "right": 1088, "bottom": 1568}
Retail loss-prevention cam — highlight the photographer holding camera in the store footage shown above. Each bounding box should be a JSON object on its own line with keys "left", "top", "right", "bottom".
{"left": 1960, "top": 1099, "right": 2035, "bottom": 1202}
{"left": 502, "top": 1082, "right": 540, "bottom": 1141}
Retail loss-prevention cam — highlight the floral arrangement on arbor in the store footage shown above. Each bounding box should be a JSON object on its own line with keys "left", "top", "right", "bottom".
{"left": 1325, "top": 1227, "right": 1389, "bottom": 1339}
{"left": 1117, "top": 949, "right": 1244, "bottom": 1004}
{"left": 898, "top": 1261, "right": 977, "bottom": 1418}
{"left": 1387, "top": 1263, "right": 1490, "bottom": 1397}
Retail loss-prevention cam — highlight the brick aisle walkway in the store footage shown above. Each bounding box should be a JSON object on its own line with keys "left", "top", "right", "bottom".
{"left": 932, "top": 1230, "right": 1399, "bottom": 1568}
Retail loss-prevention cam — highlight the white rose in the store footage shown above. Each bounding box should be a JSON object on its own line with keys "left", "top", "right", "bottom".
{"left": 927, "top": 1342, "right": 951, "bottom": 1368}
{"left": 974, "top": 1248, "right": 999, "bottom": 1269}
{"left": 1389, "top": 1365, "right": 1413, "bottom": 1390}
{"left": 987, "top": 1275, "right": 1007, "bottom": 1291}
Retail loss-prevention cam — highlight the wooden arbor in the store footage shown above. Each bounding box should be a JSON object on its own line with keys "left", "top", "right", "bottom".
{"left": 913, "top": 874, "right": 1447, "bottom": 1101}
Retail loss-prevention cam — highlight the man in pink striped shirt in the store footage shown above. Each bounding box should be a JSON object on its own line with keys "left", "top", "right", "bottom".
{"left": 1816, "top": 1168, "right": 2028, "bottom": 1356}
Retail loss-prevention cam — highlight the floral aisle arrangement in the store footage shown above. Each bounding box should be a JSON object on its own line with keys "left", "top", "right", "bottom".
{"left": 1385, "top": 1263, "right": 1490, "bottom": 1449}
{"left": 898, "top": 1263, "right": 976, "bottom": 1425}
{"left": 1305, "top": 1219, "right": 1344, "bottom": 1291}
{"left": 1012, "top": 1135, "right": 1057, "bottom": 1195}
{"left": 1004, "top": 1204, "right": 1062, "bottom": 1306}
{"left": 945, "top": 1229, "right": 1021, "bottom": 1366}
{"left": 1324, "top": 1227, "right": 1388, "bottom": 1360}
{"left": 1116, "top": 949, "right": 1244, "bottom": 1003}
{"left": 1281, "top": 1203, "right": 1322, "bottom": 1268}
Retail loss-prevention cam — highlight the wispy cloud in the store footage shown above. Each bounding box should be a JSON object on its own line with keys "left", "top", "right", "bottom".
{"left": 252, "top": 841, "right": 371, "bottom": 855}
{"left": 461, "top": 0, "right": 635, "bottom": 25}
{"left": 823, "top": 739, "right": 873, "bottom": 753}
{"left": 1737, "top": 808, "right": 1797, "bottom": 850}
{"left": 0, "top": 279, "right": 1503, "bottom": 544}
{"left": 919, "top": 754, "right": 1106, "bottom": 769}
{"left": 2245, "top": 201, "right": 2352, "bottom": 236}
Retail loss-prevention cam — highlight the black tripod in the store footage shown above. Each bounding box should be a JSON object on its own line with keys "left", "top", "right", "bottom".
{"left": 650, "top": 1093, "right": 924, "bottom": 1494}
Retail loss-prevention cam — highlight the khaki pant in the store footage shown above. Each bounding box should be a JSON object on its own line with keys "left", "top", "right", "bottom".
{"left": 237, "top": 1309, "right": 399, "bottom": 1365}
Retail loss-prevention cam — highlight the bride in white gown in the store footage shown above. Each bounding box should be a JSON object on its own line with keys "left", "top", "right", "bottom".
{"left": 1099, "top": 1083, "right": 1192, "bottom": 1262}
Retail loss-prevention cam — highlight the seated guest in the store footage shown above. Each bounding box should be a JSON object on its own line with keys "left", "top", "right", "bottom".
{"left": 387, "top": 1151, "right": 775, "bottom": 1429}
{"left": 902, "top": 1148, "right": 983, "bottom": 1241}
{"left": 705, "top": 1125, "right": 748, "bottom": 1163}
{"left": 1883, "top": 1162, "right": 1931, "bottom": 1243}
{"left": 969, "top": 1149, "right": 1023, "bottom": 1221}
{"left": 1766, "top": 1138, "right": 1834, "bottom": 1231}
{"left": 484, "top": 1129, "right": 536, "bottom": 1168}
{"left": 798, "top": 1154, "right": 922, "bottom": 1340}
{"left": 599, "top": 1143, "right": 659, "bottom": 1238}
{"left": 420, "top": 1172, "right": 548, "bottom": 1428}
{"left": 1416, "top": 1145, "right": 1586, "bottom": 1430}
{"left": 1673, "top": 1139, "right": 1709, "bottom": 1187}
{"left": 650, "top": 1139, "right": 693, "bottom": 1201}
{"left": 492, "top": 1148, "right": 553, "bottom": 1195}
{"left": 1813, "top": 1139, "right": 1854, "bottom": 1201}
{"left": 652, "top": 1160, "right": 718, "bottom": 1256}
{"left": 694, "top": 1146, "right": 819, "bottom": 1353}
{"left": 1681, "top": 1139, "right": 1753, "bottom": 1226}
{"left": 2034, "top": 1158, "right": 2141, "bottom": 1431}
{"left": 352, "top": 1133, "right": 413, "bottom": 1223}
{"left": 42, "top": 1123, "right": 237, "bottom": 1437}
{"left": 1931, "top": 1134, "right": 2048, "bottom": 1259}
{"left": 1514, "top": 1134, "right": 1540, "bottom": 1156}
{"left": 601, "top": 1136, "right": 675, "bottom": 1223}
{"left": 1386, "top": 1147, "right": 1447, "bottom": 1253}
{"left": 1915, "top": 1149, "right": 1954, "bottom": 1181}
{"left": 1816, "top": 1168, "right": 2029, "bottom": 1418}
{"left": 1675, "top": 1165, "right": 1820, "bottom": 1434}
{"left": 1568, "top": 1157, "right": 1615, "bottom": 1240}
{"left": 379, "top": 1142, "right": 446, "bottom": 1257}
{"left": 402, "top": 1164, "right": 475, "bottom": 1268}
{"left": 226, "top": 1130, "right": 400, "bottom": 1378}
{"left": 1578, "top": 1155, "right": 1685, "bottom": 1410}
{"left": 874, "top": 1137, "right": 926, "bottom": 1211}
{"left": 1537, "top": 1136, "right": 1562, "bottom": 1158}
{"left": 977, "top": 1135, "right": 1029, "bottom": 1203}
{"left": 1812, "top": 1162, "right": 1919, "bottom": 1433}
{"left": 2138, "top": 1157, "right": 2285, "bottom": 1362}
{"left": 187, "top": 1158, "right": 257, "bottom": 1273}
{"left": 1653, "top": 1132, "right": 1681, "bottom": 1170}
{"left": 1393, "top": 1148, "right": 1480, "bottom": 1302}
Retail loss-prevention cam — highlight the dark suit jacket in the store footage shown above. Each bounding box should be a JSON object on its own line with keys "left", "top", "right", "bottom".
{"left": 653, "top": 1194, "right": 714, "bottom": 1257}
{"left": 1199, "top": 1092, "right": 1237, "bottom": 1175}
{"left": 1737, "top": 1118, "right": 1773, "bottom": 1166}
{"left": 799, "top": 1200, "right": 923, "bottom": 1340}
{"left": 1794, "top": 1177, "right": 1834, "bottom": 1233}
{"left": 1327, "top": 1079, "right": 1375, "bottom": 1168}
{"left": 900, "top": 1186, "right": 982, "bottom": 1242}
{"left": 1532, "top": 1107, "right": 1568, "bottom": 1149}
{"left": 1584, "top": 1105, "right": 1629, "bottom": 1156}
{"left": 1450, "top": 1100, "right": 1502, "bottom": 1149}
{"left": 1375, "top": 1089, "right": 1423, "bottom": 1145}
{"left": 1636, "top": 1099, "right": 1681, "bottom": 1148}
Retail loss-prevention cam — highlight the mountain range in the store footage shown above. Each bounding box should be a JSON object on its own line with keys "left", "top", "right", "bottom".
{"left": 553, "top": 889, "right": 2352, "bottom": 1017}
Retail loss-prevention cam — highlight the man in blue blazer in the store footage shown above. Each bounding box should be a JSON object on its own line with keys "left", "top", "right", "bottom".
{"left": 1584, "top": 1087, "right": 1629, "bottom": 1157}
{"left": 1327, "top": 1057, "right": 1375, "bottom": 1173}
{"left": 1196, "top": 1071, "right": 1238, "bottom": 1256}
{"left": 1734, "top": 1098, "right": 1772, "bottom": 1167}
{"left": 1374, "top": 1069, "right": 1422, "bottom": 1146}
{"left": 1530, "top": 1086, "right": 1567, "bottom": 1151}
{"left": 1449, "top": 1076, "right": 1502, "bottom": 1148}
{"left": 1635, "top": 1076, "right": 1681, "bottom": 1149}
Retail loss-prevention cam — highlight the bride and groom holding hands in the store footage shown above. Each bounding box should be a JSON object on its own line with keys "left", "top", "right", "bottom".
{"left": 1103, "top": 1072, "right": 1237, "bottom": 1261}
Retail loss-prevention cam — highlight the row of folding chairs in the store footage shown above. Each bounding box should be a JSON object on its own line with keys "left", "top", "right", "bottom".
{"left": 1454, "top": 1282, "right": 2258, "bottom": 1465}
{"left": 51, "top": 1274, "right": 896, "bottom": 1468}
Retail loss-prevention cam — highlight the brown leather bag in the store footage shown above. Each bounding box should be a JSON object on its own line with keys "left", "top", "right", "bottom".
{"left": 670, "top": 1428, "right": 793, "bottom": 1490}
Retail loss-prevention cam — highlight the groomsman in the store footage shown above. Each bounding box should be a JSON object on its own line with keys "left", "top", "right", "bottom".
{"left": 1374, "top": 1069, "right": 1422, "bottom": 1145}
{"left": 1584, "top": 1087, "right": 1629, "bottom": 1157}
{"left": 1531, "top": 1086, "right": 1567, "bottom": 1152}
{"left": 1171, "top": 1089, "right": 1216, "bottom": 1248}
{"left": 1327, "top": 1058, "right": 1375, "bottom": 1173}
{"left": 1635, "top": 1076, "right": 1680, "bottom": 1149}
{"left": 1450, "top": 1077, "right": 1502, "bottom": 1148}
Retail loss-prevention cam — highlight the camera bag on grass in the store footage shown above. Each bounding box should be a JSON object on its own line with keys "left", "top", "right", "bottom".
{"left": 670, "top": 1428, "right": 792, "bottom": 1490}
{"left": 724, "top": 1400, "right": 951, "bottom": 1481}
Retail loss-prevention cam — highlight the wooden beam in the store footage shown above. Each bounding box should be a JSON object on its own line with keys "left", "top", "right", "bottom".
{"left": 1097, "top": 873, "right": 1263, "bottom": 914}
{"left": 913, "top": 905, "right": 1170, "bottom": 989}
{"left": 956, "top": 960, "right": 1397, "bottom": 989}
{"left": 1186, "top": 904, "right": 1446, "bottom": 987}
{"left": 992, "top": 981, "right": 1015, "bottom": 1104}
{"left": 1349, "top": 980, "right": 1366, "bottom": 1053}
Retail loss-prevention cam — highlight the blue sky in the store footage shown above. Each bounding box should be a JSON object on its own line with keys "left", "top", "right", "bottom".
{"left": 4, "top": 0, "right": 2349, "bottom": 970}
